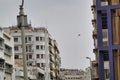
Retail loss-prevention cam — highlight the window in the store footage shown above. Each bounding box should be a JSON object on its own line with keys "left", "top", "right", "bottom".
{"left": 41, "top": 45, "right": 45, "bottom": 50}
{"left": 14, "top": 46, "right": 19, "bottom": 51}
{"left": 36, "top": 45, "right": 39, "bottom": 50}
{"left": 28, "top": 37, "right": 31, "bottom": 41}
{"left": 29, "top": 63, "right": 32, "bottom": 66}
{"left": 14, "top": 37, "right": 18, "bottom": 42}
{"left": 40, "top": 37, "right": 45, "bottom": 41}
{"left": 41, "top": 63, "right": 44, "bottom": 67}
{"left": 26, "top": 45, "right": 32, "bottom": 52}
{"left": 25, "top": 37, "right": 27, "bottom": 43}
{"left": 36, "top": 37, "right": 39, "bottom": 41}
{"left": 14, "top": 31, "right": 18, "bottom": 33}
{"left": 25, "top": 37, "right": 32, "bottom": 43}
{"left": 104, "top": 69, "right": 110, "bottom": 79}
{"left": 41, "top": 54, "right": 44, "bottom": 59}
{"left": 29, "top": 54, "right": 32, "bottom": 59}
{"left": 15, "top": 55, "right": 19, "bottom": 59}
{"left": 37, "top": 63, "right": 40, "bottom": 67}
{"left": 28, "top": 45, "right": 32, "bottom": 52}
{"left": 40, "top": 37, "right": 42, "bottom": 41}
{"left": 37, "top": 54, "right": 40, "bottom": 58}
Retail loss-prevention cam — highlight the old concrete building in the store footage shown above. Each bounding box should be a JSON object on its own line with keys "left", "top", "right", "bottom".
{"left": 84, "top": 67, "right": 91, "bottom": 80}
{"left": 0, "top": 27, "right": 15, "bottom": 80}
{"left": 60, "top": 68, "right": 84, "bottom": 80}
{"left": 0, "top": 0, "right": 61, "bottom": 79}
{"left": 3, "top": 1, "right": 61, "bottom": 79}
{"left": 4, "top": 26, "right": 61, "bottom": 80}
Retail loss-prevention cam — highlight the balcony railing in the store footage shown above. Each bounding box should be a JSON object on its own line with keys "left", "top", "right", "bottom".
{"left": 25, "top": 41, "right": 34, "bottom": 44}
{"left": 5, "top": 63, "right": 13, "bottom": 74}
{"left": 26, "top": 50, "right": 34, "bottom": 53}
{"left": 4, "top": 45, "right": 12, "bottom": 56}
{"left": 0, "top": 38, "right": 4, "bottom": 50}
{"left": 4, "top": 49, "right": 12, "bottom": 56}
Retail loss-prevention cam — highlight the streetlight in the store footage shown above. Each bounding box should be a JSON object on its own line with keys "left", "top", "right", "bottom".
{"left": 17, "top": 0, "right": 28, "bottom": 80}
{"left": 86, "top": 57, "right": 93, "bottom": 80}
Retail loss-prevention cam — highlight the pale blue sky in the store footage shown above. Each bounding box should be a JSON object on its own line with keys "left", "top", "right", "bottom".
{"left": 0, "top": 0, "right": 95, "bottom": 70}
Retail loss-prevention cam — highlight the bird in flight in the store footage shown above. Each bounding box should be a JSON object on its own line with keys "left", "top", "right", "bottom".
{"left": 78, "top": 34, "right": 81, "bottom": 36}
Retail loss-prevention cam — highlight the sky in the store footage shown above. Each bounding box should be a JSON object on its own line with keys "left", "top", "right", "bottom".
{"left": 0, "top": 0, "right": 95, "bottom": 70}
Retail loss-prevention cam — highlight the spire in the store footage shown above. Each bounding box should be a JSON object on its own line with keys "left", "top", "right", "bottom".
{"left": 17, "top": 0, "right": 28, "bottom": 28}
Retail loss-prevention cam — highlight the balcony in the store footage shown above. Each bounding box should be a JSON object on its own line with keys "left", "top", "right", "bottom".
{"left": 91, "top": 4, "right": 96, "bottom": 11}
{"left": 92, "top": 30, "right": 97, "bottom": 39}
{"left": 50, "top": 54, "right": 55, "bottom": 63}
{"left": 4, "top": 44, "right": 12, "bottom": 56}
{"left": 50, "top": 71, "right": 56, "bottom": 78}
{"left": 50, "top": 62, "right": 56, "bottom": 70}
{"left": 92, "top": 19, "right": 96, "bottom": 24}
{"left": 0, "top": 58, "right": 5, "bottom": 69}
{"left": 26, "top": 50, "right": 34, "bottom": 53}
{"left": 25, "top": 41, "right": 34, "bottom": 44}
{"left": 0, "top": 38, "right": 4, "bottom": 50}
{"left": 5, "top": 63, "right": 13, "bottom": 74}
{"left": 93, "top": 48, "right": 98, "bottom": 53}
{"left": 49, "top": 46, "right": 55, "bottom": 54}
{"left": 4, "top": 50, "right": 12, "bottom": 56}
{"left": 49, "top": 38, "right": 54, "bottom": 46}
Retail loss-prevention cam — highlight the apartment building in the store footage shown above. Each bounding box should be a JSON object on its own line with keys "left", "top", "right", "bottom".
{"left": 49, "top": 37, "right": 61, "bottom": 80}
{"left": 91, "top": 0, "right": 99, "bottom": 80}
{"left": 91, "top": 0, "right": 120, "bottom": 80}
{"left": 3, "top": 1, "right": 61, "bottom": 79}
{"left": 0, "top": 27, "right": 15, "bottom": 80}
{"left": 4, "top": 26, "right": 61, "bottom": 80}
{"left": 60, "top": 68, "right": 84, "bottom": 80}
{"left": 84, "top": 67, "right": 91, "bottom": 80}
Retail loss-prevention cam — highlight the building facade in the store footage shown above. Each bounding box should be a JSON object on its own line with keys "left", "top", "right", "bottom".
{"left": 84, "top": 67, "right": 91, "bottom": 80}
{"left": 0, "top": 27, "right": 15, "bottom": 80}
{"left": 60, "top": 68, "right": 84, "bottom": 80}
{"left": 91, "top": 0, "right": 99, "bottom": 80}
{"left": 3, "top": 1, "right": 61, "bottom": 79}
{"left": 4, "top": 26, "right": 61, "bottom": 80}
{"left": 91, "top": 0, "right": 120, "bottom": 80}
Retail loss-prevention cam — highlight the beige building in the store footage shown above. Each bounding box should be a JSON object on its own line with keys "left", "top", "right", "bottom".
{"left": 84, "top": 67, "right": 91, "bottom": 80}
{"left": 91, "top": 0, "right": 99, "bottom": 80}
{"left": 49, "top": 37, "right": 61, "bottom": 80}
{"left": 60, "top": 68, "right": 84, "bottom": 80}
{"left": 0, "top": 27, "right": 15, "bottom": 80}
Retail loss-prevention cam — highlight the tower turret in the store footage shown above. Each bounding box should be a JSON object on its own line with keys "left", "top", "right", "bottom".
{"left": 17, "top": 0, "right": 28, "bottom": 28}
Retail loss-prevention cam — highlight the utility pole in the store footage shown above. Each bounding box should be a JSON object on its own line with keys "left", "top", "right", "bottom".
{"left": 17, "top": 0, "right": 28, "bottom": 80}
{"left": 45, "top": 28, "right": 50, "bottom": 80}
